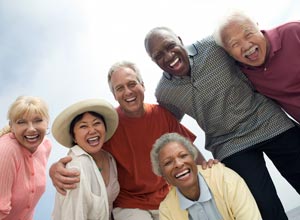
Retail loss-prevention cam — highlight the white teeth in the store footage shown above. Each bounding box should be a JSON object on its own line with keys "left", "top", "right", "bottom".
{"left": 170, "top": 57, "right": 179, "bottom": 67}
{"left": 244, "top": 45, "right": 257, "bottom": 57}
{"left": 175, "top": 169, "right": 189, "bottom": 178}
{"left": 88, "top": 137, "right": 98, "bottom": 141}
{"left": 126, "top": 97, "right": 136, "bottom": 102}
{"left": 26, "top": 135, "right": 38, "bottom": 139}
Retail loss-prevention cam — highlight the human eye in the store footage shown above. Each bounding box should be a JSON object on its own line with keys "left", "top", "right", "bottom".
{"left": 34, "top": 117, "right": 44, "bottom": 123}
{"left": 16, "top": 119, "right": 25, "bottom": 124}
{"left": 115, "top": 86, "right": 124, "bottom": 93}
{"left": 231, "top": 42, "right": 239, "bottom": 48}
{"left": 167, "top": 43, "right": 176, "bottom": 50}
{"left": 79, "top": 124, "right": 87, "bottom": 129}
{"left": 128, "top": 81, "right": 138, "bottom": 88}
{"left": 163, "top": 159, "right": 173, "bottom": 167}
{"left": 153, "top": 52, "right": 163, "bottom": 61}
{"left": 180, "top": 153, "right": 189, "bottom": 159}
{"left": 246, "top": 32, "right": 254, "bottom": 39}
{"left": 94, "top": 120, "right": 103, "bottom": 126}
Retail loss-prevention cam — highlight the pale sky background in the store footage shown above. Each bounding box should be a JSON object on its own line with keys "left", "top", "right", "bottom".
{"left": 0, "top": 0, "right": 299, "bottom": 219}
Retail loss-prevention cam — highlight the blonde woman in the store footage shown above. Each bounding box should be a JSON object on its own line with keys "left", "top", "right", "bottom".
{"left": 0, "top": 96, "right": 52, "bottom": 220}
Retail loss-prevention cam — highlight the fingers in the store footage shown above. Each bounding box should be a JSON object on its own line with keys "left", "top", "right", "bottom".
{"left": 49, "top": 156, "right": 80, "bottom": 195}
{"left": 201, "top": 158, "right": 220, "bottom": 169}
{"left": 58, "top": 156, "right": 73, "bottom": 164}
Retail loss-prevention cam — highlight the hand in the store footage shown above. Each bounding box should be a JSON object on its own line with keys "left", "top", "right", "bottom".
{"left": 201, "top": 158, "right": 219, "bottom": 170}
{"left": 49, "top": 156, "right": 80, "bottom": 195}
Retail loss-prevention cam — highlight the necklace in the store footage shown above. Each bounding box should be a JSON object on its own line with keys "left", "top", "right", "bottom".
{"left": 96, "top": 151, "right": 105, "bottom": 173}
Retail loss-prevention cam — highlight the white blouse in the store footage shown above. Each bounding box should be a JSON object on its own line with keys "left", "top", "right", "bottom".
{"left": 52, "top": 145, "right": 109, "bottom": 220}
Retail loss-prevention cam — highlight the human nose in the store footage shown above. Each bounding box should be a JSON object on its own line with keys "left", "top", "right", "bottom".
{"left": 164, "top": 51, "right": 174, "bottom": 62}
{"left": 87, "top": 125, "right": 97, "bottom": 134}
{"left": 123, "top": 86, "right": 133, "bottom": 95}
{"left": 241, "top": 40, "right": 252, "bottom": 50}
{"left": 174, "top": 158, "right": 184, "bottom": 168}
{"left": 27, "top": 122, "right": 36, "bottom": 131}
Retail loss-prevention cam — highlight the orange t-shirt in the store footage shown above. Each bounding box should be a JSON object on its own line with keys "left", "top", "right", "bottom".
{"left": 103, "top": 103, "right": 196, "bottom": 210}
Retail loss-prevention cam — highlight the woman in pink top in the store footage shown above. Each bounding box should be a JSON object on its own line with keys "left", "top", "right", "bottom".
{"left": 0, "top": 96, "right": 52, "bottom": 220}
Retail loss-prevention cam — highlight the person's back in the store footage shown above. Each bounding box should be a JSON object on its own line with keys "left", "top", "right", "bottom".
{"left": 155, "top": 35, "right": 293, "bottom": 160}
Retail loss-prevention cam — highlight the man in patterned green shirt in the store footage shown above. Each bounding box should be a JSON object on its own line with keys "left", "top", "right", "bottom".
{"left": 144, "top": 27, "right": 300, "bottom": 220}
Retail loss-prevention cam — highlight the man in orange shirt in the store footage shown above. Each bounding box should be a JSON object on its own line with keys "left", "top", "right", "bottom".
{"left": 50, "top": 61, "right": 211, "bottom": 220}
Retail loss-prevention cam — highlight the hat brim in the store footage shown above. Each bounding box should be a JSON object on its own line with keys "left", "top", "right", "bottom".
{"left": 52, "top": 99, "right": 118, "bottom": 148}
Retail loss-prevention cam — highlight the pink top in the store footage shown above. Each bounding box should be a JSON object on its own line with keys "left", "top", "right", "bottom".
{"left": 0, "top": 133, "right": 52, "bottom": 220}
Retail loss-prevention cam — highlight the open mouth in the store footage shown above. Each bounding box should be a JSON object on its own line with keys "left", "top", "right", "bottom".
{"left": 87, "top": 136, "right": 100, "bottom": 146}
{"left": 25, "top": 134, "right": 39, "bottom": 142}
{"left": 243, "top": 45, "right": 258, "bottom": 61}
{"left": 175, "top": 169, "right": 190, "bottom": 179}
{"left": 169, "top": 57, "right": 179, "bottom": 68}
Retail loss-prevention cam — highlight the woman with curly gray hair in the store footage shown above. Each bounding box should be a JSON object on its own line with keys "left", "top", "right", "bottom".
{"left": 150, "top": 132, "right": 262, "bottom": 220}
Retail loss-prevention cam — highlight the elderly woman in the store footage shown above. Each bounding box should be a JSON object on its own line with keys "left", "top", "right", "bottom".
{"left": 51, "top": 99, "right": 120, "bottom": 220}
{"left": 150, "top": 132, "right": 261, "bottom": 220}
{"left": 0, "top": 96, "right": 52, "bottom": 220}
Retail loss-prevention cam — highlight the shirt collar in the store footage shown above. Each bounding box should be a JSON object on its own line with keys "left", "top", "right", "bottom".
{"left": 69, "top": 145, "right": 90, "bottom": 157}
{"left": 177, "top": 172, "right": 212, "bottom": 210}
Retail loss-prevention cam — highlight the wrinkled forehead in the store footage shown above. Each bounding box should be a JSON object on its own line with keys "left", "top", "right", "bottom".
{"left": 222, "top": 20, "right": 257, "bottom": 42}
{"left": 147, "top": 30, "right": 180, "bottom": 53}
{"left": 111, "top": 68, "right": 139, "bottom": 85}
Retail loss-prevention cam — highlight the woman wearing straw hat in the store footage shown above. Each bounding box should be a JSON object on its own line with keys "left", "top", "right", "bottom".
{"left": 51, "top": 99, "right": 120, "bottom": 220}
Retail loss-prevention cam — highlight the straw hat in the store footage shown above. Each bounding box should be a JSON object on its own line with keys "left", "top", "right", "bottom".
{"left": 52, "top": 99, "right": 118, "bottom": 148}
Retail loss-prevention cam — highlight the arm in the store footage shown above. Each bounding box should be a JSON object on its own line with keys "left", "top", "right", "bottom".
{"left": 52, "top": 156, "right": 109, "bottom": 220}
{"left": 0, "top": 148, "right": 14, "bottom": 219}
{"left": 49, "top": 156, "right": 80, "bottom": 195}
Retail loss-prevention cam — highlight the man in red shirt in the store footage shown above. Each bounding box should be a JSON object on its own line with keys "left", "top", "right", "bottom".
{"left": 50, "top": 61, "right": 212, "bottom": 220}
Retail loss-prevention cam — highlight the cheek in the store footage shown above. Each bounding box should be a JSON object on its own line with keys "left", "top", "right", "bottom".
{"left": 73, "top": 130, "right": 84, "bottom": 142}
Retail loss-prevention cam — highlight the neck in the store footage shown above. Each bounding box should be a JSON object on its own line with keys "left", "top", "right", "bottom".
{"left": 180, "top": 183, "right": 200, "bottom": 201}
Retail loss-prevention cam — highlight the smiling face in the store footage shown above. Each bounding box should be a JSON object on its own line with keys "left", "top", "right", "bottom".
{"left": 110, "top": 66, "right": 145, "bottom": 117}
{"left": 158, "top": 141, "right": 198, "bottom": 193}
{"left": 221, "top": 19, "right": 267, "bottom": 67}
{"left": 146, "top": 29, "right": 190, "bottom": 77}
{"left": 10, "top": 112, "right": 48, "bottom": 153}
{"left": 73, "top": 112, "right": 106, "bottom": 155}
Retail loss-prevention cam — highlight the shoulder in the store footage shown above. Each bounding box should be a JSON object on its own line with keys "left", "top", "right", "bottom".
{"left": 267, "top": 21, "right": 300, "bottom": 36}
{"left": 67, "top": 148, "right": 95, "bottom": 171}
{"left": 145, "top": 103, "right": 170, "bottom": 115}
{"left": 161, "top": 186, "right": 178, "bottom": 207}
{"left": 39, "top": 137, "right": 52, "bottom": 154}
{"left": 0, "top": 133, "right": 21, "bottom": 157}
{"left": 198, "top": 163, "right": 244, "bottom": 187}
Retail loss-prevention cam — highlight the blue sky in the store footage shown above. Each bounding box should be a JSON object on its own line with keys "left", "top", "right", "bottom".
{"left": 0, "top": 0, "right": 299, "bottom": 219}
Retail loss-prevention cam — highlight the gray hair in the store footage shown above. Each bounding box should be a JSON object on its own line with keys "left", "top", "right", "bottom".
{"left": 107, "top": 60, "right": 144, "bottom": 94}
{"left": 213, "top": 9, "right": 258, "bottom": 47}
{"left": 150, "top": 132, "right": 198, "bottom": 176}
{"left": 144, "top": 27, "right": 178, "bottom": 55}
{"left": 0, "top": 96, "right": 49, "bottom": 136}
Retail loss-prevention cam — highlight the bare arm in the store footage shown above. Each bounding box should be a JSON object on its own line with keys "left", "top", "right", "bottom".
{"left": 49, "top": 156, "right": 80, "bottom": 195}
